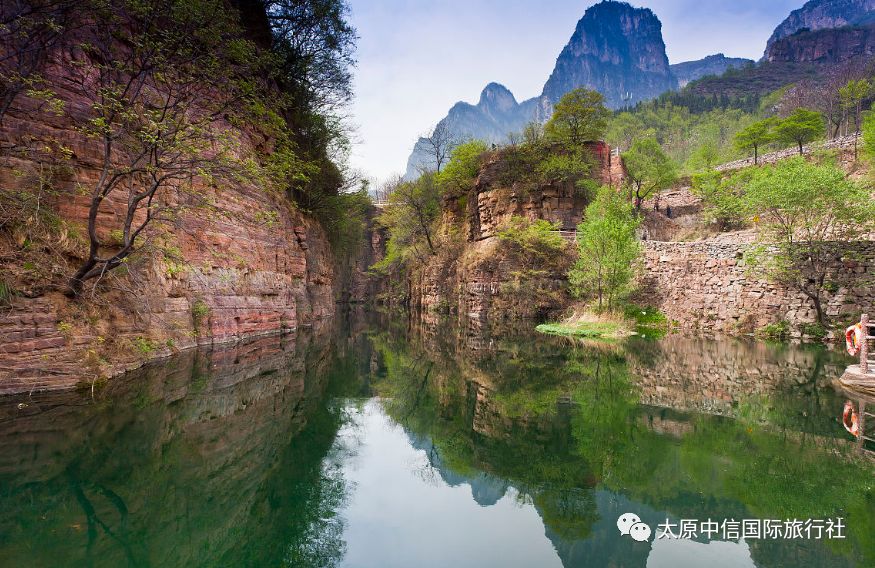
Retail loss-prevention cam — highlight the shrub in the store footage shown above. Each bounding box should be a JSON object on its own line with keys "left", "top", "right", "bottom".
{"left": 191, "top": 299, "right": 210, "bottom": 331}
{"left": 497, "top": 217, "right": 566, "bottom": 262}
{"left": 0, "top": 279, "right": 15, "bottom": 307}
{"left": 799, "top": 322, "right": 826, "bottom": 339}
{"left": 132, "top": 337, "right": 156, "bottom": 355}
{"left": 757, "top": 320, "right": 790, "bottom": 341}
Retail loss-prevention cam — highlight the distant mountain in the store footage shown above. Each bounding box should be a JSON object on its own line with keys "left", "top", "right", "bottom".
{"left": 670, "top": 54, "right": 754, "bottom": 88}
{"left": 764, "top": 0, "right": 875, "bottom": 57}
{"left": 404, "top": 83, "right": 546, "bottom": 179}
{"left": 405, "top": 1, "right": 677, "bottom": 177}
{"left": 541, "top": 1, "right": 676, "bottom": 109}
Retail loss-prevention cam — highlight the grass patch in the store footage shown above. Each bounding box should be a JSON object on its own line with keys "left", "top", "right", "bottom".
{"left": 536, "top": 321, "right": 621, "bottom": 338}
{"left": 623, "top": 304, "right": 668, "bottom": 328}
{"left": 0, "top": 279, "right": 15, "bottom": 307}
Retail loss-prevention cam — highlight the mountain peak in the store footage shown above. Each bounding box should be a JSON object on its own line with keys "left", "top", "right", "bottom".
{"left": 478, "top": 82, "right": 518, "bottom": 113}
{"left": 541, "top": 0, "right": 675, "bottom": 108}
{"left": 670, "top": 53, "right": 753, "bottom": 88}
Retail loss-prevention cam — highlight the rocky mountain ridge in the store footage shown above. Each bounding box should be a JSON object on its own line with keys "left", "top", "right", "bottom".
{"left": 764, "top": 0, "right": 875, "bottom": 57}
{"left": 670, "top": 54, "right": 754, "bottom": 88}
{"left": 541, "top": 1, "right": 676, "bottom": 109}
{"left": 766, "top": 22, "right": 875, "bottom": 63}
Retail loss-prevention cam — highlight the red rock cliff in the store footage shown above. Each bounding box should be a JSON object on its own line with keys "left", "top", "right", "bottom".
{"left": 0, "top": 32, "right": 337, "bottom": 393}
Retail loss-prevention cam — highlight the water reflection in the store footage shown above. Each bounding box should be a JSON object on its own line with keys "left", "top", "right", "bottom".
{"left": 368, "top": 321, "right": 873, "bottom": 567}
{"left": 0, "top": 323, "right": 351, "bottom": 567}
{"left": 0, "top": 312, "right": 872, "bottom": 568}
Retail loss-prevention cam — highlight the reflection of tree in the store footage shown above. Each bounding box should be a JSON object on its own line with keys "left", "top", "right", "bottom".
{"left": 369, "top": 330, "right": 602, "bottom": 542}
{"left": 0, "top": 331, "right": 353, "bottom": 568}
{"left": 67, "top": 469, "right": 140, "bottom": 567}
{"left": 372, "top": 323, "right": 874, "bottom": 566}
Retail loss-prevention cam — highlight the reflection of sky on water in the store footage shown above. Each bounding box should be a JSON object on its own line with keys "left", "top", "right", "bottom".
{"left": 339, "top": 401, "right": 562, "bottom": 568}
{"left": 334, "top": 400, "right": 764, "bottom": 568}
{"left": 648, "top": 539, "right": 755, "bottom": 568}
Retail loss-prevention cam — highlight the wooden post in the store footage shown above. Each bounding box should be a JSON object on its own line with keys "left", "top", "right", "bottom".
{"left": 862, "top": 313, "right": 869, "bottom": 374}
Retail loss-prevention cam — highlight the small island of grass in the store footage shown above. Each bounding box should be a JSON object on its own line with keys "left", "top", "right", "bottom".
{"left": 536, "top": 321, "right": 621, "bottom": 338}
{"left": 537, "top": 305, "right": 670, "bottom": 339}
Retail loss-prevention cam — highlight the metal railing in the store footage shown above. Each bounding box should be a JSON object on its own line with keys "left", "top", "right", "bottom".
{"left": 552, "top": 229, "right": 577, "bottom": 242}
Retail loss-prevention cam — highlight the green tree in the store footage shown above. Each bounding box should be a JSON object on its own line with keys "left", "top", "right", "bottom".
{"left": 691, "top": 169, "right": 749, "bottom": 230}
{"left": 436, "top": 140, "right": 488, "bottom": 196}
{"left": 685, "top": 142, "right": 719, "bottom": 172}
{"left": 544, "top": 88, "right": 609, "bottom": 147}
{"left": 741, "top": 157, "right": 875, "bottom": 324}
{"left": 376, "top": 173, "right": 441, "bottom": 257}
{"left": 568, "top": 186, "right": 641, "bottom": 310}
{"left": 605, "top": 111, "right": 644, "bottom": 153}
{"left": 65, "top": 0, "right": 301, "bottom": 296}
{"left": 622, "top": 138, "right": 677, "bottom": 208}
{"left": 862, "top": 110, "right": 875, "bottom": 163}
{"left": 733, "top": 118, "right": 775, "bottom": 165}
{"left": 497, "top": 217, "right": 566, "bottom": 265}
{"left": 839, "top": 79, "right": 870, "bottom": 159}
{"left": 773, "top": 108, "right": 823, "bottom": 155}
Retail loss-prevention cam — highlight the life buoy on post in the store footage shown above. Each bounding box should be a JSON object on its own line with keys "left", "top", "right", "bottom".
{"left": 843, "top": 401, "right": 860, "bottom": 438}
{"left": 846, "top": 323, "right": 864, "bottom": 356}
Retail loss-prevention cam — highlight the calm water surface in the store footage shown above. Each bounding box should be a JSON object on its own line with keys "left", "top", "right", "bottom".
{"left": 0, "top": 313, "right": 873, "bottom": 567}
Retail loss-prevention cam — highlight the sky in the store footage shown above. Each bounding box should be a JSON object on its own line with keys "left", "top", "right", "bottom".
{"left": 345, "top": 0, "right": 802, "bottom": 182}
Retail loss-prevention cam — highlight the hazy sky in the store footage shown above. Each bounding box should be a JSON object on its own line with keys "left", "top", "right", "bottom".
{"left": 346, "top": 0, "right": 801, "bottom": 181}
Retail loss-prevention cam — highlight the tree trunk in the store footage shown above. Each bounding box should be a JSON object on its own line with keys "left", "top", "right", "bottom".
{"left": 66, "top": 258, "right": 97, "bottom": 297}
{"left": 754, "top": 145, "right": 758, "bottom": 165}
{"left": 798, "top": 141, "right": 803, "bottom": 155}
{"left": 811, "top": 294, "right": 825, "bottom": 325}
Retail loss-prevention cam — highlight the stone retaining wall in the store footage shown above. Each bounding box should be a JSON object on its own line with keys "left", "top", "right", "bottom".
{"left": 640, "top": 233, "right": 875, "bottom": 335}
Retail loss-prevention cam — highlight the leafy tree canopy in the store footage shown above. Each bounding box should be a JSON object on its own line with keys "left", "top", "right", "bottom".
{"left": 773, "top": 108, "right": 823, "bottom": 155}
{"left": 545, "top": 88, "right": 609, "bottom": 147}
{"left": 622, "top": 138, "right": 678, "bottom": 207}
{"left": 569, "top": 186, "right": 640, "bottom": 310}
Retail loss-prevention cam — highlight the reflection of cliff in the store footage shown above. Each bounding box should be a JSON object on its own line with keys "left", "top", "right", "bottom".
{"left": 626, "top": 335, "right": 845, "bottom": 421}
{"left": 0, "top": 324, "right": 341, "bottom": 567}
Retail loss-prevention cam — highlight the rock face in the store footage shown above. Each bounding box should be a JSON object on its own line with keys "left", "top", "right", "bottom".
{"left": 766, "top": 23, "right": 875, "bottom": 63}
{"left": 541, "top": 1, "right": 676, "bottom": 109}
{"left": 0, "top": 34, "right": 337, "bottom": 393}
{"left": 404, "top": 83, "right": 546, "bottom": 179}
{"left": 765, "top": 0, "right": 875, "bottom": 57}
{"left": 670, "top": 54, "right": 754, "bottom": 88}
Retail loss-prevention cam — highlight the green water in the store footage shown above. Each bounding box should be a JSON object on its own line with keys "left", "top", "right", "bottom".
{"left": 0, "top": 313, "right": 873, "bottom": 568}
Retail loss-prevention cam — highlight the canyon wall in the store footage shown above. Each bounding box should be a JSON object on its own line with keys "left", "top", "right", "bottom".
{"left": 397, "top": 138, "right": 873, "bottom": 339}
{"left": 766, "top": 23, "right": 875, "bottom": 64}
{"left": 0, "top": 40, "right": 337, "bottom": 393}
{"left": 764, "top": 0, "right": 875, "bottom": 57}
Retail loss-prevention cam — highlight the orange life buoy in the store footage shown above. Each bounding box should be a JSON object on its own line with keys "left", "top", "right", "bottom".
{"left": 843, "top": 401, "right": 860, "bottom": 438}
{"left": 846, "top": 323, "right": 864, "bottom": 356}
